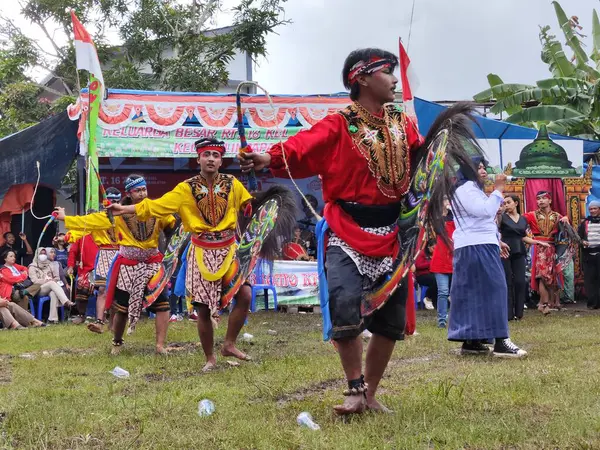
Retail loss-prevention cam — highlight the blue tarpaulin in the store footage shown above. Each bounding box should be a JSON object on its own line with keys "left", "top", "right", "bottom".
{"left": 0, "top": 111, "right": 78, "bottom": 199}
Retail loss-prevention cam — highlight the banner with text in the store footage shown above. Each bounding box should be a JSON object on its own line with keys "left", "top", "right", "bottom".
{"left": 97, "top": 123, "right": 301, "bottom": 158}
{"left": 247, "top": 260, "right": 319, "bottom": 307}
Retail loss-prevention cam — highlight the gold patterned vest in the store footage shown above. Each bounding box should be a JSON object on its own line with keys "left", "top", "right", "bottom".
{"left": 121, "top": 215, "right": 157, "bottom": 242}
{"left": 338, "top": 102, "right": 411, "bottom": 199}
{"left": 186, "top": 173, "right": 234, "bottom": 227}
{"left": 534, "top": 209, "right": 560, "bottom": 238}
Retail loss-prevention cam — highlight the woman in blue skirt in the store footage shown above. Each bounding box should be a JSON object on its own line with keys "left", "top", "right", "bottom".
{"left": 449, "top": 157, "right": 527, "bottom": 358}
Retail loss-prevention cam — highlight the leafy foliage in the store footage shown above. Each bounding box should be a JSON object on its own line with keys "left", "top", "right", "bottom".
{"left": 473, "top": 1, "right": 600, "bottom": 139}
{"left": 0, "top": 0, "right": 290, "bottom": 137}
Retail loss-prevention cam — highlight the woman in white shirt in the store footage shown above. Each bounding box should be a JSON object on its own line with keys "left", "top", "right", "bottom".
{"left": 28, "top": 248, "right": 74, "bottom": 323}
{"left": 449, "top": 157, "right": 527, "bottom": 358}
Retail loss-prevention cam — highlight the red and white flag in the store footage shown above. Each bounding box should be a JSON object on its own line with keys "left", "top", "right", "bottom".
{"left": 399, "top": 38, "right": 419, "bottom": 125}
{"left": 70, "top": 10, "right": 104, "bottom": 88}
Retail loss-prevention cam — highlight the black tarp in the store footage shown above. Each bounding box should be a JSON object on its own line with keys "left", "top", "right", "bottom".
{"left": 0, "top": 111, "right": 79, "bottom": 199}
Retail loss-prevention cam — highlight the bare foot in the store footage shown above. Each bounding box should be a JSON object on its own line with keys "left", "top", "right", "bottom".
{"left": 221, "top": 344, "right": 252, "bottom": 361}
{"left": 538, "top": 304, "right": 550, "bottom": 316}
{"left": 366, "top": 397, "right": 394, "bottom": 414}
{"left": 87, "top": 322, "right": 104, "bottom": 334}
{"left": 111, "top": 345, "right": 122, "bottom": 356}
{"left": 333, "top": 395, "right": 366, "bottom": 416}
{"left": 155, "top": 346, "right": 168, "bottom": 356}
{"left": 202, "top": 358, "right": 217, "bottom": 373}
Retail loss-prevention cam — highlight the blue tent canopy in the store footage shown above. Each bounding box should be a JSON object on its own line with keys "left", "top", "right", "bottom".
{"left": 415, "top": 98, "right": 600, "bottom": 162}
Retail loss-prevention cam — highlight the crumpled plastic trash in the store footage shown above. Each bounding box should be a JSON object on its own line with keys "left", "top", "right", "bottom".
{"left": 110, "top": 366, "right": 130, "bottom": 378}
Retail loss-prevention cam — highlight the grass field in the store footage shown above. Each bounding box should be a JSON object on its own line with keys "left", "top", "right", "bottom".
{"left": 1, "top": 307, "right": 600, "bottom": 449}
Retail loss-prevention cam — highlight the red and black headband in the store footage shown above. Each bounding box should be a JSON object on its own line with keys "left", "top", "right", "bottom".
{"left": 536, "top": 191, "right": 551, "bottom": 199}
{"left": 347, "top": 57, "right": 393, "bottom": 85}
{"left": 195, "top": 138, "right": 226, "bottom": 155}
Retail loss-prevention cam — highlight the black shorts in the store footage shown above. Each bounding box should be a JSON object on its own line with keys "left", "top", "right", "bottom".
{"left": 113, "top": 287, "right": 170, "bottom": 314}
{"left": 326, "top": 246, "right": 407, "bottom": 341}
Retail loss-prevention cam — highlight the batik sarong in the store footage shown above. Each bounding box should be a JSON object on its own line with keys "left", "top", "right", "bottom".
{"left": 94, "top": 247, "right": 119, "bottom": 287}
{"left": 186, "top": 230, "right": 237, "bottom": 319}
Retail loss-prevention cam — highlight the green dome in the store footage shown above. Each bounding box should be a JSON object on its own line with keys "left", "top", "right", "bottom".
{"left": 512, "top": 125, "right": 577, "bottom": 178}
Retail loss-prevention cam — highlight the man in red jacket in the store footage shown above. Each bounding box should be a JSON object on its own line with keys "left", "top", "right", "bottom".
{"left": 240, "top": 48, "right": 423, "bottom": 415}
{"left": 430, "top": 198, "right": 455, "bottom": 328}
{"left": 67, "top": 233, "right": 99, "bottom": 324}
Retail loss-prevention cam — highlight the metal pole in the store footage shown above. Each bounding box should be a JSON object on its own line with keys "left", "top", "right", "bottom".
{"left": 20, "top": 207, "right": 25, "bottom": 265}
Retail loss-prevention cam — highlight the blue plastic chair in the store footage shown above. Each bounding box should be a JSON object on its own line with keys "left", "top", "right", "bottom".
{"left": 35, "top": 296, "right": 64, "bottom": 322}
{"left": 251, "top": 260, "right": 278, "bottom": 312}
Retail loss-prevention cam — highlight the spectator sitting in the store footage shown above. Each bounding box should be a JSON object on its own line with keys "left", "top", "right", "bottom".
{"left": 0, "top": 232, "right": 33, "bottom": 265}
{"left": 28, "top": 248, "right": 74, "bottom": 324}
{"left": 414, "top": 240, "right": 437, "bottom": 310}
{"left": 0, "top": 296, "right": 44, "bottom": 329}
{"left": 0, "top": 249, "right": 40, "bottom": 310}
{"left": 46, "top": 247, "right": 70, "bottom": 298}
{"left": 52, "top": 233, "right": 69, "bottom": 269}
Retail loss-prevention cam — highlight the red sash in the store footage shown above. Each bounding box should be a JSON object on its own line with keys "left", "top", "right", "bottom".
{"left": 324, "top": 202, "right": 399, "bottom": 258}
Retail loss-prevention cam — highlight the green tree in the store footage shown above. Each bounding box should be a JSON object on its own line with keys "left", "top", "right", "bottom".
{"left": 0, "top": 0, "right": 289, "bottom": 137}
{"left": 474, "top": 1, "right": 600, "bottom": 139}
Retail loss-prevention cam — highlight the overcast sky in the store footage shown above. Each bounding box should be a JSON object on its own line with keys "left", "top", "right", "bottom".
{"left": 2, "top": 0, "right": 599, "bottom": 101}
{"left": 254, "top": 0, "right": 599, "bottom": 100}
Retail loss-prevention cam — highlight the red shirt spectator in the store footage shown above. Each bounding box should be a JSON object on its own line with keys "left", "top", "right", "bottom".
{"left": 0, "top": 255, "right": 29, "bottom": 299}
{"left": 414, "top": 250, "right": 432, "bottom": 278}
{"left": 430, "top": 218, "right": 456, "bottom": 274}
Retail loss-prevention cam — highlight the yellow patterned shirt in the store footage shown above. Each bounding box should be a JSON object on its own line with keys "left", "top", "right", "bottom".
{"left": 65, "top": 229, "right": 117, "bottom": 247}
{"left": 134, "top": 174, "right": 252, "bottom": 233}
{"left": 65, "top": 212, "right": 176, "bottom": 249}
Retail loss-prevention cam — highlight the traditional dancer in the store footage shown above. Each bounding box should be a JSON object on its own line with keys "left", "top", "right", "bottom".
{"left": 107, "top": 139, "right": 255, "bottom": 371}
{"left": 240, "top": 48, "right": 480, "bottom": 414}
{"left": 578, "top": 199, "right": 600, "bottom": 309}
{"left": 523, "top": 191, "right": 569, "bottom": 315}
{"left": 449, "top": 158, "right": 527, "bottom": 358}
{"left": 67, "top": 188, "right": 122, "bottom": 331}
{"left": 67, "top": 228, "right": 98, "bottom": 323}
{"left": 55, "top": 175, "right": 176, "bottom": 354}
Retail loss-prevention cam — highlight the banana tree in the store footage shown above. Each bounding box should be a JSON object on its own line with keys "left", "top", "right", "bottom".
{"left": 473, "top": 1, "right": 600, "bottom": 139}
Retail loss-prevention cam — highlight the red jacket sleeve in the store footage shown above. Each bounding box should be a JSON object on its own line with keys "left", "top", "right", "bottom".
{"left": 67, "top": 238, "right": 81, "bottom": 268}
{"left": 268, "top": 114, "right": 342, "bottom": 179}
{"left": 0, "top": 266, "right": 28, "bottom": 284}
{"left": 414, "top": 251, "right": 430, "bottom": 271}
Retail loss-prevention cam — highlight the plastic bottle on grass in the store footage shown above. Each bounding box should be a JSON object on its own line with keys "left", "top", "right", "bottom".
{"left": 297, "top": 412, "right": 320, "bottom": 430}
{"left": 198, "top": 399, "right": 215, "bottom": 417}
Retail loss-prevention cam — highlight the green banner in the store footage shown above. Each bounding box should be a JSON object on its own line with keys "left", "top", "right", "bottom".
{"left": 97, "top": 123, "right": 302, "bottom": 158}
{"left": 86, "top": 76, "right": 102, "bottom": 211}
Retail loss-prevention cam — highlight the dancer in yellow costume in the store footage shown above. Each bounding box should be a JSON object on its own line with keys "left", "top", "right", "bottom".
{"left": 55, "top": 175, "right": 176, "bottom": 355}
{"left": 109, "top": 139, "right": 254, "bottom": 371}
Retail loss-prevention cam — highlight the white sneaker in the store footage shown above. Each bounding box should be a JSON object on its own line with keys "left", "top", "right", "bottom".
{"left": 423, "top": 298, "right": 434, "bottom": 310}
{"left": 169, "top": 314, "right": 178, "bottom": 323}
{"left": 362, "top": 329, "right": 373, "bottom": 340}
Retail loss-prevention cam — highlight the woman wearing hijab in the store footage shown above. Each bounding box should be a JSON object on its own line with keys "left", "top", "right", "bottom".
{"left": 449, "top": 157, "right": 527, "bottom": 358}
{"left": 46, "top": 247, "right": 70, "bottom": 298}
{"left": 28, "top": 248, "right": 74, "bottom": 323}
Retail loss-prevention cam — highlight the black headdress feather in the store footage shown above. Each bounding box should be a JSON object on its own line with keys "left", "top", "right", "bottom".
{"left": 412, "top": 102, "right": 486, "bottom": 245}
{"left": 237, "top": 185, "right": 298, "bottom": 261}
